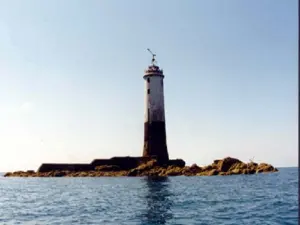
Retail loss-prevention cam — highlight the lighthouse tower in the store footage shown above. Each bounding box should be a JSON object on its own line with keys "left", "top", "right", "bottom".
{"left": 143, "top": 49, "right": 169, "bottom": 164}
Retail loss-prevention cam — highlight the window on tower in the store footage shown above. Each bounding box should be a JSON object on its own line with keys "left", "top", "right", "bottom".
{"left": 147, "top": 78, "right": 150, "bottom": 83}
{"left": 147, "top": 89, "right": 150, "bottom": 94}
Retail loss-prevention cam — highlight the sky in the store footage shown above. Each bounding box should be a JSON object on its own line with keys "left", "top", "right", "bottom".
{"left": 0, "top": 0, "right": 297, "bottom": 171}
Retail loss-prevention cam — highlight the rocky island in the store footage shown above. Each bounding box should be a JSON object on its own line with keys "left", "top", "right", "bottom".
{"left": 3, "top": 53, "right": 278, "bottom": 178}
{"left": 4, "top": 156, "right": 278, "bottom": 177}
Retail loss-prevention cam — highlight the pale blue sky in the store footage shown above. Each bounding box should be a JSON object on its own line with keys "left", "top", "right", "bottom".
{"left": 0, "top": 0, "right": 297, "bottom": 171}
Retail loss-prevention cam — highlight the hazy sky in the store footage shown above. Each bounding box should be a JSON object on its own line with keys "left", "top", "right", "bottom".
{"left": 0, "top": 0, "right": 297, "bottom": 171}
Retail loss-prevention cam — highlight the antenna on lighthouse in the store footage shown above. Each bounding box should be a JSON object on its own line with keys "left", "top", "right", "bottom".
{"left": 147, "top": 48, "right": 157, "bottom": 65}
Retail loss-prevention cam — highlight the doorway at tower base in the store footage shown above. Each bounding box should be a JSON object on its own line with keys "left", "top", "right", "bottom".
{"left": 143, "top": 121, "right": 169, "bottom": 164}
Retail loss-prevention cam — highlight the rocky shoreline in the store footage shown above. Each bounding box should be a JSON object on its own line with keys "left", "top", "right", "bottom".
{"left": 4, "top": 157, "right": 278, "bottom": 177}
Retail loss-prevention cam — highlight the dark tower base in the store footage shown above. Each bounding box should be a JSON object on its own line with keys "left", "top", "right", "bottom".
{"left": 143, "top": 121, "right": 169, "bottom": 164}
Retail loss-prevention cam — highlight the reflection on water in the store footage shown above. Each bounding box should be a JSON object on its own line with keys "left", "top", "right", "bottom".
{"left": 141, "top": 177, "right": 174, "bottom": 225}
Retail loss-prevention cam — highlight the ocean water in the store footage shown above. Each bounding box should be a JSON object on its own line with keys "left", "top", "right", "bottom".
{"left": 0, "top": 168, "right": 298, "bottom": 225}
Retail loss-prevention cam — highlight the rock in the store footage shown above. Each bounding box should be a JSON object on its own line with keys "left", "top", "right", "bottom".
{"left": 168, "top": 159, "right": 186, "bottom": 168}
{"left": 4, "top": 172, "right": 12, "bottom": 177}
{"left": 164, "top": 166, "right": 183, "bottom": 176}
{"left": 158, "top": 172, "right": 168, "bottom": 177}
{"left": 228, "top": 169, "right": 241, "bottom": 175}
{"left": 247, "top": 169, "right": 256, "bottom": 174}
{"left": 190, "top": 164, "right": 202, "bottom": 171}
{"left": 182, "top": 164, "right": 202, "bottom": 176}
{"left": 95, "top": 165, "right": 121, "bottom": 172}
{"left": 114, "top": 171, "right": 129, "bottom": 176}
{"left": 215, "top": 157, "right": 242, "bottom": 172}
{"left": 247, "top": 162, "right": 258, "bottom": 167}
{"left": 213, "top": 159, "right": 221, "bottom": 164}
{"left": 197, "top": 169, "right": 218, "bottom": 176}
{"left": 208, "top": 169, "right": 219, "bottom": 176}
{"left": 218, "top": 172, "right": 227, "bottom": 176}
{"left": 128, "top": 159, "right": 159, "bottom": 176}
{"left": 127, "top": 169, "right": 138, "bottom": 176}
{"left": 78, "top": 171, "right": 89, "bottom": 177}
{"left": 147, "top": 167, "right": 166, "bottom": 176}
{"left": 202, "top": 165, "right": 213, "bottom": 171}
{"left": 53, "top": 171, "right": 67, "bottom": 177}
{"left": 256, "top": 163, "right": 277, "bottom": 173}
{"left": 137, "top": 159, "right": 158, "bottom": 170}
{"left": 229, "top": 162, "right": 247, "bottom": 171}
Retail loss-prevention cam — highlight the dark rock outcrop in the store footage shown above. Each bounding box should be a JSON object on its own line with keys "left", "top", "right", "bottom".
{"left": 91, "top": 156, "right": 154, "bottom": 170}
{"left": 95, "top": 165, "right": 121, "bottom": 172}
{"left": 38, "top": 163, "right": 93, "bottom": 173}
{"left": 212, "top": 157, "right": 242, "bottom": 172}
{"left": 168, "top": 159, "right": 186, "bottom": 168}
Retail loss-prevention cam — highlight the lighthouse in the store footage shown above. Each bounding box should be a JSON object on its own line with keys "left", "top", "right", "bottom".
{"left": 142, "top": 49, "right": 169, "bottom": 164}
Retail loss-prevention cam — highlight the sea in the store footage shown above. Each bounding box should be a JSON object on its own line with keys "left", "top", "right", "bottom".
{"left": 0, "top": 167, "right": 298, "bottom": 225}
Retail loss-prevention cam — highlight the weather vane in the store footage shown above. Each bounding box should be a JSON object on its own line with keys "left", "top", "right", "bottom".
{"left": 147, "top": 48, "right": 157, "bottom": 65}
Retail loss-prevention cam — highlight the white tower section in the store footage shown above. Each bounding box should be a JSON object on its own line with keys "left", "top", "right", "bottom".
{"left": 144, "top": 65, "right": 165, "bottom": 123}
